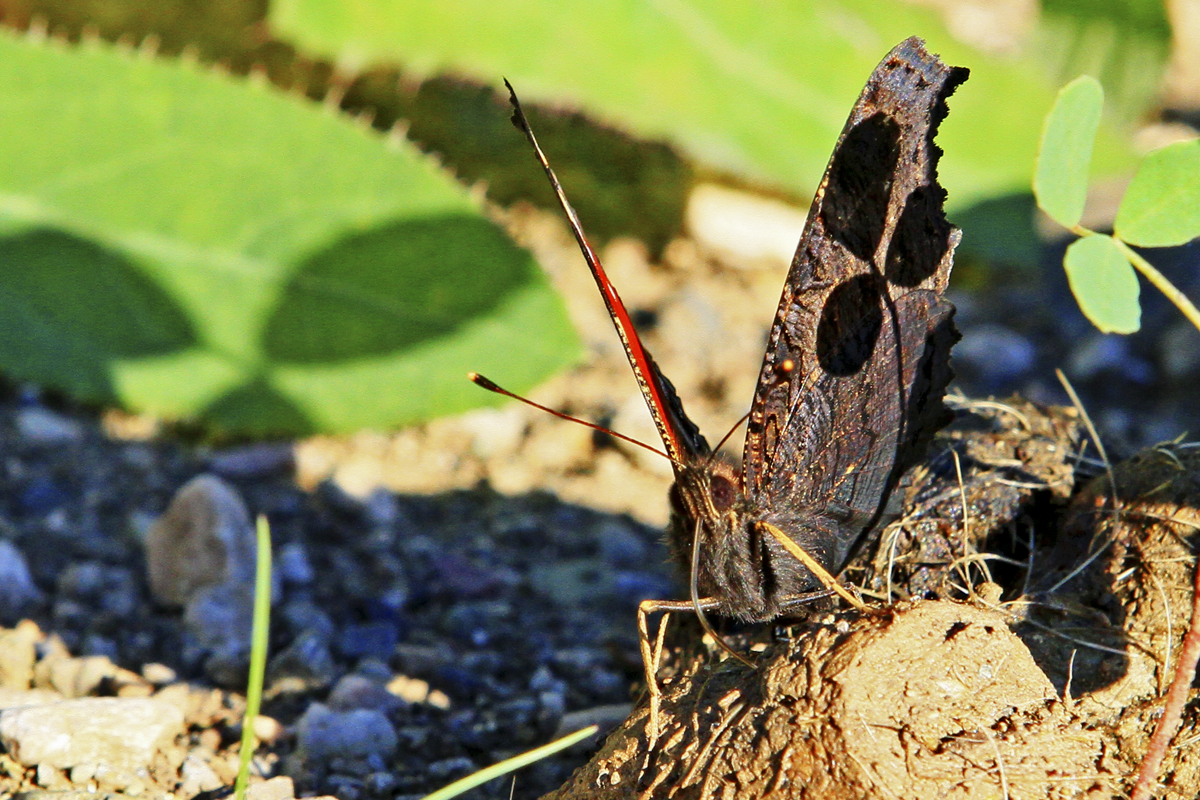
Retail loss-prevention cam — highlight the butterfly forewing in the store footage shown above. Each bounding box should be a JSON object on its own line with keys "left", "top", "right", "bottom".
{"left": 743, "top": 37, "right": 967, "bottom": 573}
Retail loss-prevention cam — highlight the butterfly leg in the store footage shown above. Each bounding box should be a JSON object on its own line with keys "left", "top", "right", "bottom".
{"left": 637, "top": 597, "right": 725, "bottom": 751}
{"left": 756, "top": 521, "right": 872, "bottom": 613}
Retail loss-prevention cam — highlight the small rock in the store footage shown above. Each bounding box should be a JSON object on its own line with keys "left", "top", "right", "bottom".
{"left": 140, "top": 663, "right": 176, "bottom": 686}
{"left": 0, "top": 697, "right": 184, "bottom": 772}
{"left": 245, "top": 775, "right": 295, "bottom": 800}
{"left": 385, "top": 675, "right": 451, "bottom": 710}
{"left": 949, "top": 323, "right": 1036, "bottom": 389}
{"left": 0, "top": 621, "right": 41, "bottom": 689}
{"left": 267, "top": 631, "right": 338, "bottom": 693}
{"left": 37, "top": 656, "right": 116, "bottom": 698}
{"left": 35, "top": 764, "right": 69, "bottom": 789}
{"left": 327, "top": 675, "right": 403, "bottom": 713}
{"left": 16, "top": 408, "right": 83, "bottom": 446}
{"left": 686, "top": 183, "right": 806, "bottom": 268}
{"left": 179, "top": 753, "right": 223, "bottom": 796}
{"left": 0, "top": 541, "right": 43, "bottom": 619}
{"left": 276, "top": 543, "right": 314, "bottom": 585}
{"left": 252, "top": 714, "right": 284, "bottom": 745}
{"left": 146, "top": 476, "right": 264, "bottom": 683}
{"left": 207, "top": 443, "right": 294, "bottom": 480}
{"left": 186, "top": 583, "right": 255, "bottom": 686}
{"left": 144, "top": 474, "right": 257, "bottom": 607}
{"left": 296, "top": 704, "right": 397, "bottom": 761}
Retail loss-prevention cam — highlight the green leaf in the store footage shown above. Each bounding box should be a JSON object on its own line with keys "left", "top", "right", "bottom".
{"left": 0, "top": 31, "right": 580, "bottom": 435}
{"left": 1063, "top": 235, "right": 1140, "bottom": 333}
{"left": 269, "top": 0, "right": 1136, "bottom": 212}
{"left": 1114, "top": 139, "right": 1200, "bottom": 247}
{"left": 1034, "top": 75, "right": 1104, "bottom": 229}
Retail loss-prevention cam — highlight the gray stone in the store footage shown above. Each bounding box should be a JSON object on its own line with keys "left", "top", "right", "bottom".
{"left": 327, "top": 674, "right": 403, "bottom": 713}
{"left": 296, "top": 703, "right": 397, "bottom": 761}
{"left": 268, "top": 631, "right": 337, "bottom": 693}
{"left": 16, "top": 408, "right": 83, "bottom": 445}
{"left": 207, "top": 443, "right": 294, "bottom": 480}
{"left": 145, "top": 476, "right": 264, "bottom": 679}
{"left": 0, "top": 697, "right": 184, "bottom": 772}
{"left": 276, "top": 542, "right": 314, "bottom": 585}
{"left": 0, "top": 540, "right": 43, "bottom": 616}
{"left": 144, "top": 474, "right": 257, "bottom": 607}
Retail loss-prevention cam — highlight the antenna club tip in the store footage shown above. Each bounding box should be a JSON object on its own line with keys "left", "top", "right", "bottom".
{"left": 469, "top": 373, "right": 502, "bottom": 392}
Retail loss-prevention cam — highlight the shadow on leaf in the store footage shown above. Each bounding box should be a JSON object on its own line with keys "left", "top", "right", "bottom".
{"left": 263, "top": 214, "right": 540, "bottom": 364}
{"left": 0, "top": 227, "right": 196, "bottom": 401}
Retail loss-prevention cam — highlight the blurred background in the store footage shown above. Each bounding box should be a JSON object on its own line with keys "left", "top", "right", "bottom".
{"left": 0, "top": 0, "right": 1196, "bottom": 519}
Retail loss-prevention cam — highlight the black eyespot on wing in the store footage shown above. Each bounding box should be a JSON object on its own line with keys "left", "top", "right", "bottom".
{"left": 884, "top": 184, "right": 953, "bottom": 287}
{"left": 820, "top": 112, "right": 902, "bottom": 261}
{"left": 816, "top": 274, "right": 884, "bottom": 376}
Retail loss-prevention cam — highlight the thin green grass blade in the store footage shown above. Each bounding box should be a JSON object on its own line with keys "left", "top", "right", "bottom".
{"left": 419, "top": 724, "right": 599, "bottom": 800}
{"left": 1034, "top": 75, "right": 1104, "bottom": 229}
{"left": 234, "top": 515, "right": 273, "bottom": 800}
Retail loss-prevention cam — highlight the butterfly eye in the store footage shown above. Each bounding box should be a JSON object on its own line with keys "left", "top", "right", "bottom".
{"left": 709, "top": 475, "right": 736, "bottom": 512}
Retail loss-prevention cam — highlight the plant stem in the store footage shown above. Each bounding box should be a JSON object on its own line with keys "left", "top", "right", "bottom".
{"left": 1115, "top": 239, "right": 1200, "bottom": 333}
{"left": 234, "top": 515, "right": 273, "bottom": 800}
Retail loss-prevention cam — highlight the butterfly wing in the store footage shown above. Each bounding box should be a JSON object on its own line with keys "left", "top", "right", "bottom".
{"left": 743, "top": 38, "right": 966, "bottom": 566}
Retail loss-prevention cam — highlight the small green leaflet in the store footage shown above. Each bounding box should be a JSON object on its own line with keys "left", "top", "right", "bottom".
{"left": 1115, "top": 138, "right": 1200, "bottom": 247}
{"left": 1034, "top": 75, "right": 1104, "bottom": 230}
{"left": 1063, "top": 235, "right": 1140, "bottom": 334}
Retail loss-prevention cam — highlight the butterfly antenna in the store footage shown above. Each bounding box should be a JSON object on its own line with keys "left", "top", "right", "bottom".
{"left": 705, "top": 411, "right": 751, "bottom": 469}
{"left": 504, "top": 80, "right": 686, "bottom": 465}
{"left": 689, "top": 519, "right": 756, "bottom": 669}
{"left": 468, "top": 373, "right": 679, "bottom": 466}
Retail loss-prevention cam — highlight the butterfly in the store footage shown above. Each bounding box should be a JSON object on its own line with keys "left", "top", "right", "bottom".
{"left": 481, "top": 39, "right": 966, "bottom": 709}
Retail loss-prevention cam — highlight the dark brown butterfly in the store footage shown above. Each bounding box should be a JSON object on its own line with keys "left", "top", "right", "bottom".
{"left": 489, "top": 38, "right": 966, "bottom": 640}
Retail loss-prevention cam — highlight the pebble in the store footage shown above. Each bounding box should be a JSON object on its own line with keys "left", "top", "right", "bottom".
{"left": 146, "top": 475, "right": 262, "bottom": 684}
{"left": 335, "top": 622, "right": 399, "bottom": 661}
{"left": 36, "top": 655, "right": 116, "bottom": 698}
{"left": 296, "top": 704, "right": 398, "bottom": 761}
{"left": 0, "top": 697, "right": 184, "bottom": 772}
{"left": 267, "top": 631, "right": 338, "bottom": 693}
{"left": 0, "top": 541, "right": 43, "bottom": 619}
{"left": 0, "top": 622, "right": 41, "bottom": 689}
{"left": 951, "top": 323, "right": 1036, "bottom": 389}
{"left": 685, "top": 183, "right": 805, "bottom": 268}
{"left": 15, "top": 408, "right": 83, "bottom": 446}
{"left": 327, "top": 674, "right": 403, "bottom": 713}
{"left": 140, "top": 663, "right": 176, "bottom": 685}
{"left": 178, "top": 753, "right": 222, "bottom": 796}
{"left": 206, "top": 443, "right": 295, "bottom": 480}
{"left": 144, "top": 474, "right": 258, "bottom": 607}
{"left": 245, "top": 775, "right": 296, "bottom": 800}
{"left": 276, "top": 542, "right": 314, "bottom": 585}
